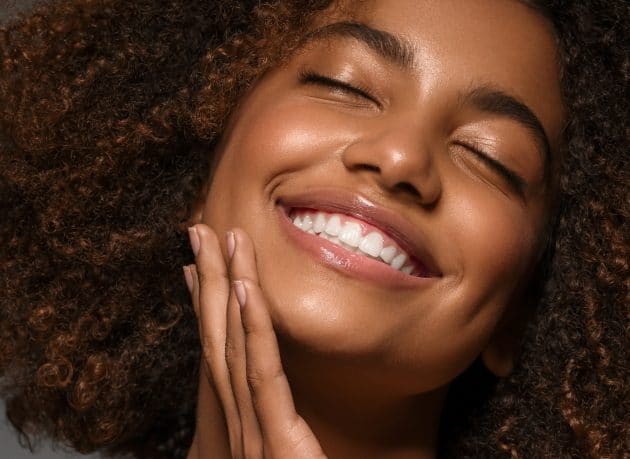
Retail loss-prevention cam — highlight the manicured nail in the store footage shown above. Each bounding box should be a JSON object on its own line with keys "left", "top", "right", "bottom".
{"left": 226, "top": 231, "right": 235, "bottom": 259}
{"left": 188, "top": 226, "right": 200, "bottom": 256}
{"left": 233, "top": 281, "right": 246, "bottom": 309}
{"left": 183, "top": 265, "right": 194, "bottom": 293}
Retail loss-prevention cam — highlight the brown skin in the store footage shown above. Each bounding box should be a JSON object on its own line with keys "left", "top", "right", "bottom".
{"left": 1, "top": 0, "right": 628, "bottom": 457}
{"left": 187, "top": 1, "right": 563, "bottom": 457}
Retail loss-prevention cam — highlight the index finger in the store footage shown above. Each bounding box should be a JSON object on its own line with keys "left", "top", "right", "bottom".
{"left": 189, "top": 224, "right": 244, "bottom": 456}
{"left": 237, "top": 280, "right": 327, "bottom": 457}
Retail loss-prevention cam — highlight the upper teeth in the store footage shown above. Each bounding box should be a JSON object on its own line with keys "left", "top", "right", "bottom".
{"left": 292, "top": 211, "right": 416, "bottom": 275}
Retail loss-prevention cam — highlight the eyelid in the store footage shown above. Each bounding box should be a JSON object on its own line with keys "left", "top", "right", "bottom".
{"left": 298, "top": 68, "right": 382, "bottom": 108}
{"left": 454, "top": 141, "right": 527, "bottom": 197}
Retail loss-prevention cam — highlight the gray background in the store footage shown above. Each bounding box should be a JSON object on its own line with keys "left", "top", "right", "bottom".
{"left": 1, "top": 1, "right": 99, "bottom": 458}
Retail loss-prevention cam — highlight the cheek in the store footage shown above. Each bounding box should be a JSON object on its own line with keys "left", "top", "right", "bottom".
{"left": 216, "top": 97, "right": 347, "bottom": 185}
{"left": 206, "top": 94, "right": 358, "bottom": 234}
{"left": 445, "top": 184, "right": 538, "bottom": 298}
{"left": 383, "top": 189, "right": 542, "bottom": 389}
{"left": 466, "top": 210, "right": 529, "bottom": 274}
{"left": 203, "top": 100, "right": 318, "bottom": 227}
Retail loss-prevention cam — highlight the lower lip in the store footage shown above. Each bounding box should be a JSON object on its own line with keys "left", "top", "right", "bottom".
{"left": 276, "top": 206, "right": 434, "bottom": 289}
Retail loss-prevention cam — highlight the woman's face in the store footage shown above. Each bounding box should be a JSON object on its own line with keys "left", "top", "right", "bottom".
{"left": 201, "top": 0, "right": 563, "bottom": 394}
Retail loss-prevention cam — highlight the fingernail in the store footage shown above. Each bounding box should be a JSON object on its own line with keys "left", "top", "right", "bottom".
{"left": 188, "top": 226, "right": 200, "bottom": 256}
{"left": 233, "top": 280, "right": 246, "bottom": 309}
{"left": 226, "top": 231, "right": 235, "bottom": 259}
{"left": 183, "top": 265, "right": 194, "bottom": 293}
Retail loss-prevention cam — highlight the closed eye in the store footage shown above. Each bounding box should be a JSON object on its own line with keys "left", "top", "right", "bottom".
{"left": 298, "top": 69, "right": 382, "bottom": 108}
{"left": 454, "top": 141, "right": 527, "bottom": 197}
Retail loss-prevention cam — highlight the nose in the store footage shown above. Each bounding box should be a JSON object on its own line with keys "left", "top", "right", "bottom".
{"left": 341, "top": 125, "right": 442, "bottom": 206}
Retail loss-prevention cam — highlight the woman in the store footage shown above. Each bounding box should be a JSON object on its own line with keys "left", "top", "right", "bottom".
{"left": 0, "top": 0, "right": 627, "bottom": 458}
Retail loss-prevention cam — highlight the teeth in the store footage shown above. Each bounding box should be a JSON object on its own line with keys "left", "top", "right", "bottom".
{"left": 324, "top": 215, "right": 342, "bottom": 236}
{"left": 313, "top": 213, "right": 327, "bottom": 233}
{"left": 359, "top": 232, "right": 384, "bottom": 258}
{"left": 292, "top": 211, "right": 415, "bottom": 275}
{"left": 390, "top": 253, "right": 407, "bottom": 270}
{"left": 340, "top": 241, "right": 357, "bottom": 251}
{"left": 339, "top": 222, "right": 362, "bottom": 247}
{"left": 301, "top": 214, "right": 313, "bottom": 231}
{"left": 379, "top": 246, "right": 397, "bottom": 264}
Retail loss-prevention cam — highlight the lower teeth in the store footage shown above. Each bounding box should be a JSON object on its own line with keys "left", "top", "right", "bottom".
{"left": 317, "top": 232, "right": 414, "bottom": 275}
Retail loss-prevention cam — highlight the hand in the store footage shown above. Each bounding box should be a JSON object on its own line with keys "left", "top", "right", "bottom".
{"left": 184, "top": 224, "right": 327, "bottom": 459}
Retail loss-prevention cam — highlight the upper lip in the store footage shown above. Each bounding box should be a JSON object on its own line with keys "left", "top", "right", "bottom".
{"left": 277, "top": 188, "right": 442, "bottom": 277}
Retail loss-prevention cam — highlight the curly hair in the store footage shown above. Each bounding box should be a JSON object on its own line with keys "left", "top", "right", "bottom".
{"left": 0, "top": 0, "right": 627, "bottom": 458}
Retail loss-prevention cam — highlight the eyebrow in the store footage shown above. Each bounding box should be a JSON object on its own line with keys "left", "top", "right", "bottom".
{"left": 302, "top": 21, "right": 416, "bottom": 69}
{"left": 303, "top": 21, "right": 553, "bottom": 182}
{"left": 461, "top": 86, "right": 552, "bottom": 181}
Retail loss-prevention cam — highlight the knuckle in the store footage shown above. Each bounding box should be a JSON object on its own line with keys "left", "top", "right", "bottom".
{"left": 224, "top": 341, "right": 239, "bottom": 369}
{"left": 196, "top": 263, "right": 229, "bottom": 287}
{"left": 201, "top": 336, "right": 222, "bottom": 362}
{"left": 201, "top": 342, "right": 213, "bottom": 362}
{"left": 196, "top": 269, "right": 210, "bottom": 284}
{"left": 247, "top": 364, "right": 284, "bottom": 393}
{"left": 240, "top": 318, "right": 254, "bottom": 335}
{"left": 246, "top": 368, "right": 266, "bottom": 392}
{"left": 196, "top": 269, "right": 218, "bottom": 286}
{"left": 240, "top": 314, "right": 262, "bottom": 335}
{"left": 201, "top": 332, "right": 218, "bottom": 349}
{"left": 283, "top": 422, "right": 323, "bottom": 459}
{"left": 289, "top": 426, "right": 312, "bottom": 451}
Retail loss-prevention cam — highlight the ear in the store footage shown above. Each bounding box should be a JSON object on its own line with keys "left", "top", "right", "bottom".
{"left": 480, "top": 327, "right": 517, "bottom": 378}
{"left": 480, "top": 303, "right": 529, "bottom": 378}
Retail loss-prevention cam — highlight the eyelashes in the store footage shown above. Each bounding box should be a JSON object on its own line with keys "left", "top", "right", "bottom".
{"left": 297, "top": 68, "right": 526, "bottom": 196}
{"left": 297, "top": 69, "right": 382, "bottom": 108}
{"left": 453, "top": 141, "right": 526, "bottom": 196}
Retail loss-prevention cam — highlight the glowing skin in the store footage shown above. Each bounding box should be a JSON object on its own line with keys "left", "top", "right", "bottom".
{"left": 192, "top": 0, "right": 564, "bottom": 457}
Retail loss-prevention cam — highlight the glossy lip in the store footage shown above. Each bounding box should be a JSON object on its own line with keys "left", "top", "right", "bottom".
{"left": 276, "top": 188, "right": 442, "bottom": 288}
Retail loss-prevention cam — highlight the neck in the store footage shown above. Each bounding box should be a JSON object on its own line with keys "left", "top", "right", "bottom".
{"left": 281, "top": 342, "right": 446, "bottom": 459}
{"left": 189, "top": 345, "right": 447, "bottom": 459}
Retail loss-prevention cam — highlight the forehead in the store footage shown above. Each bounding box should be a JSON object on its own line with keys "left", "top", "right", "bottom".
{"left": 313, "top": 0, "right": 564, "bottom": 149}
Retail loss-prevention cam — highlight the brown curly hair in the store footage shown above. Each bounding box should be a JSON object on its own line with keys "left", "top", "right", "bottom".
{"left": 0, "top": 0, "right": 627, "bottom": 458}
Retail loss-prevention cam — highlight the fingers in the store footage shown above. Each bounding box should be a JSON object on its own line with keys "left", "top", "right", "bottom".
{"left": 237, "top": 279, "right": 327, "bottom": 458}
{"left": 225, "top": 230, "right": 264, "bottom": 457}
{"left": 236, "top": 279, "right": 296, "bottom": 433}
{"left": 186, "top": 225, "right": 243, "bottom": 457}
{"left": 187, "top": 225, "right": 325, "bottom": 459}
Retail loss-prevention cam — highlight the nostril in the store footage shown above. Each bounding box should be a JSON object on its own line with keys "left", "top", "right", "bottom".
{"left": 353, "top": 163, "right": 380, "bottom": 173}
{"left": 394, "top": 181, "right": 421, "bottom": 199}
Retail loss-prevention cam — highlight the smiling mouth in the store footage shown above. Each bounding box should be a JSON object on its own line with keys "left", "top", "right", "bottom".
{"left": 289, "top": 208, "right": 429, "bottom": 277}
{"left": 274, "top": 188, "right": 442, "bottom": 286}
